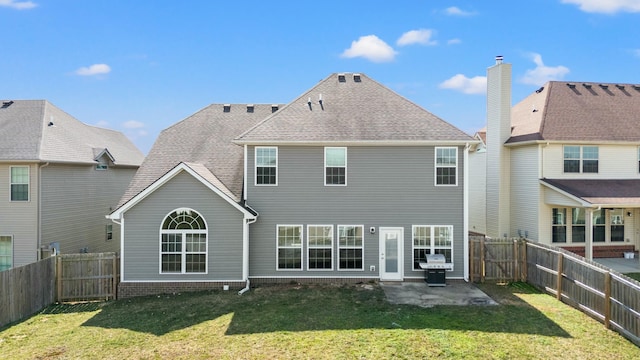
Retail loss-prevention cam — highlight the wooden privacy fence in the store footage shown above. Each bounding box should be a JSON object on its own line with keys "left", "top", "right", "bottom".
{"left": 57, "top": 252, "right": 119, "bottom": 302}
{"left": 470, "top": 236, "right": 640, "bottom": 347}
{"left": 469, "top": 236, "right": 527, "bottom": 283}
{"left": 0, "top": 257, "right": 56, "bottom": 328}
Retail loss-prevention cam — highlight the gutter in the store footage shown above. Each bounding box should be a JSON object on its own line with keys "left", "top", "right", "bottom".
{"left": 37, "top": 162, "right": 49, "bottom": 259}
{"left": 238, "top": 214, "right": 258, "bottom": 295}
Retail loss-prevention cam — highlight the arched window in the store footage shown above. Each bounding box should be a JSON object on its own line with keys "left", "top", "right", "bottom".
{"left": 160, "top": 208, "right": 207, "bottom": 274}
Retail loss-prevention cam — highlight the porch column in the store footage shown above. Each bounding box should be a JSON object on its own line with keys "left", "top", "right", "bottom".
{"left": 585, "top": 208, "right": 594, "bottom": 261}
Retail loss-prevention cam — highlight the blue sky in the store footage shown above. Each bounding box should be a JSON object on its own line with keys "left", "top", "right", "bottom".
{"left": 2, "top": 0, "right": 640, "bottom": 154}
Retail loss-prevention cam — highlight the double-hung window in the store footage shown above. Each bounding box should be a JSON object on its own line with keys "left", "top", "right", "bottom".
{"left": 325, "top": 147, "right": 346, "bottom": 185}
{"left": 0, "top": 236, "right": 12, "bottom": 271}
{"left": 571, "top": 208, "right": 585, "bottom": 243}
{"left": 277, "top": 225, "right": 302, "bottom": 270}
{"left": 307, "top": 225, "right": 333, "bottom": 270}
{"left": 160, "top": 209, "right": 207, "bottom": 274}
{"left": 563, "top": 146, "right": 598, "bottom": 173}
{"left": 412, "top": 225, "right": 454, "bottom": 269}
{"left": 551, "top": 208, "right": 567, "bottom": 243}
{"left": 435, "top": 147, "right": 457, "bottom": 185}
{"left": 611, "top": 209, "right": 624, "bottom": 242}
{"left": 593, "top": 209, "right": 605, "bottom": 242}
{"left": 255, "top": 147, "right": 277, "bottom": 185}
{"left": 10, "top": 166, "right": 29, "bottom": 201}
{"left": 338, "top": 225, "right": 363, "bottom": 270}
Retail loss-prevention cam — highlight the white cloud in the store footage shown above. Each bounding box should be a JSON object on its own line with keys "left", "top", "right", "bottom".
{"left": 439, "top": 74, "right": 487, "bottom": 94}
{"left": 520, "top": 53, "right": 570, "bottom": 85}
{"left": 123, "top": 120, "right": 145, "bottom": 129}
{"left": 0, "top": 0, "right": 37, "bottom": 9}
{"left": 340, "top": 35, "right": 397, "bottom": 63}
{"left": 444, "top": 6, "right": 476, "bottom": 16}
{"left": 397, "top": 29, "right": 437, "bottom": 46}
{"left": 75, "top": 63, "right": 111, "bottom": 76}
{"left": 561, "top": 0, "right": 640, "bottom": 13}
{"left": 447, "top": 38, "right": 462, "bottom": 45}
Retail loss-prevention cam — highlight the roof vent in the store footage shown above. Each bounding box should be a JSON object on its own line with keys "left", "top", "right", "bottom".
{"left": 535, "top": 86, "right": 544, "bottom": 93}
{"left": 271, "top": 105, "right": 279, "bottom": 113}
{"left": 599, "top": 84, "right": 609, "bottom": 89}
{"left": 616, "top": 84, "right": 625, "bottom": 90}
{"left": 223, "top": 104, "right": 231, "bottom": 112}
{"left": 633, "top": 85, "right": 640, "bottom": 91}
{"left": 583, "top": 83, "right": 592, "bottom": 89}
{"left": 1, "top": 101, "right": 13, "bottom": 108}
{"left": 307, "top": 97, "right": 313, "bottom": 111}
{"left": 247, "top": 104, "right": 254, "bottom": 113}
{"left": 353, "top": 74, "right": 361, "bottom": 82}
{"left": 566, "top": 83, "right": 576, "bottom": 89}
{"left": 495, "top": 55, "right": 504, "bottom": 64}
{"left": 337, "top": 74, "right": 346, "bottom": 82}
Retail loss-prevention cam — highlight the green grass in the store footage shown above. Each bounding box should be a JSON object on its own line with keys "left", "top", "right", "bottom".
{"left": 1, "top": 282, "right": 638, "bottom": 359}
{"left": 625, "top": 273, "right": 640, "bottom": 282}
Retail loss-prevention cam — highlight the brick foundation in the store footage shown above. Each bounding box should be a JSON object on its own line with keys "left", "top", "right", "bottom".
{"left": 118, "top": 281, "right": 246, "bottom": 299}
{"left": 561, "top": 245, "right": 637, "bottom": 258}
{"left": 249, "top": 277, "right": 377, "bottom": 286}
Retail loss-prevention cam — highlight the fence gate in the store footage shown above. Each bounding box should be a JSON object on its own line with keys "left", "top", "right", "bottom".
{"left": 57, "top": 253, "right": 119, "bottom": 302}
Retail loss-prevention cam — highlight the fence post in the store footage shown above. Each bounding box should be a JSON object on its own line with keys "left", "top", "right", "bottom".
{"left": 604, "top": 271, "right": 611, "bottom": 329}
{"left": 556, "top": 252, "right": 563, "bottom": 301}
{"left": 112, "top": 255, "right": 117, "bottom": 300}
{"left": 522, "top": 240, "right": 528, "bottom": 282}
{"left": 480, "top": 237, "right": 485, "bottom": 283}
{"left": 56, "top": 256, "right": 62, "bottom": 302}
{"left": 513, "top": 239, "right": 518, "bottom": 282}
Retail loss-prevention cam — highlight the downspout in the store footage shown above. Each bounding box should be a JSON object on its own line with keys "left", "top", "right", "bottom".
{"left": 38, "top": 162, "right": 49, "bottom": 260}
{"left": 463, "top": 143, "right": 470, "bottom": 281}
{"left": 238, "top": 215, "right": 257, "bottom": 295}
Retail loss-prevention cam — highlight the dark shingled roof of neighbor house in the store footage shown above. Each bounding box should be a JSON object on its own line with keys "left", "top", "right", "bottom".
{"left": 508, "top": 82, "right": 640, "bottom": 143}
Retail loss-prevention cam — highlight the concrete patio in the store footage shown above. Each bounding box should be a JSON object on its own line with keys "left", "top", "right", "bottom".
{"left": 595, "top": 257, "right": 640, "bottom": 274}
{"left": 380, "top": 281, "right": 497, "bottom": 308}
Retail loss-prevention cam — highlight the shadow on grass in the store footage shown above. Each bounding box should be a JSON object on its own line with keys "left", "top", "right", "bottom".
{"left": 80, "top": 283, "right": 570, "bottom": 338}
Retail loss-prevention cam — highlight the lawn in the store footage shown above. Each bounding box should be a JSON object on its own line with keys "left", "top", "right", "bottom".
{"left": 0, "top": 282, "right": 638, "bottom": 359}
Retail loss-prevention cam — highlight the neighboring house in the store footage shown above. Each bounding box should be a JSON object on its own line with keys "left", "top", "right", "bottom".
{"left": 109, "top": 73, "right": 476, "bottom": 297}
{"left": 470, "top": 58, "right": 640, "bottom": 259}
{"left": 0, "top": 100, "right": 144, "bottom": 270}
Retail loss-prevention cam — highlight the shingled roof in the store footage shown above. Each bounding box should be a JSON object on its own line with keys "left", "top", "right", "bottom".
{"left": 541, "top": 178, "right": 640, "bottom": 206}
{"left": 235, "top": 73, "right": 473, "bottom": 144}
{"left": 117, "top": 104, "right": 280, "bottom": 208}
{"left": 0, "top": 100, "right": 143, "bottom": 166}
{"left": 508, "top": 82, "right": 640, "bottom": 143}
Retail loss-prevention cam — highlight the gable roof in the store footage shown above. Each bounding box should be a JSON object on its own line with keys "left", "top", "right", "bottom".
{"left": 116, "top": 103, "right": 279, "bottom": 208}
{"left": 109, "top": 162, "right": 257, "bottom": 220}
{"left": 0, "top": 100, "right": 144, "bottom": 166}
{"left": 508, "top": 82, "right": 640, "bottom": 143}
{"left": 235, "top": 73, "right": 473, "bottom": 144}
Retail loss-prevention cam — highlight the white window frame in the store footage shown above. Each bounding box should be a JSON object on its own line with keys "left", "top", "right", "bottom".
{"left": 563, "top": 145, "right": 598, "bottom": 173}
{"left": 412, "top": 225, "right": 454, "bottom": 270}
{"left": 276, "top": 225, "right": 303, "bottom": 271}
{"left": 159, "top": 208, "right": 208, "bottom": 274}
{"left": 255, "top": 146, "right": 278, "bottom": 186}
{"left": 0, "top": 235, "right": 13, "bottom": 271}
{"left": 324, "top": 147, "right": 347, "bottom": 186}
{"left": 435, "top": 147, "right": 458, "bottom": 186}
{"left": 10, "top": 166, "right": 29, "bottom": 202}
{"left": 307, "top": 225, "right": 334, "bottom": 271}
{"left": 95, "top": 159, "right": 108, "bottom": 170}
{"left": 337, "top": 225, "right": 364, "bottom": 271}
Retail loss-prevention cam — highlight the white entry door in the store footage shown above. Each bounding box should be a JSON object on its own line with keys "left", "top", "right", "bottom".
{"left": 379, "top": 227, "right": 404, "bottom": 281}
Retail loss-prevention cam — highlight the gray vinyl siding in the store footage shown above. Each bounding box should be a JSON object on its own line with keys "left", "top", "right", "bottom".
{"left": 0, "top": 163, "right": 39, "bottom": 267}
{"left": 468, "top": 150, "right": 486, "bottom": 235}
{"left": 247, "top": 145, "right": 466, "bottom": 279}
{"left": 122, "top": 171, "right": 245, "bottom": 281}
{"left": 40, "top": 164, "right": 137, "bottom": 254}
